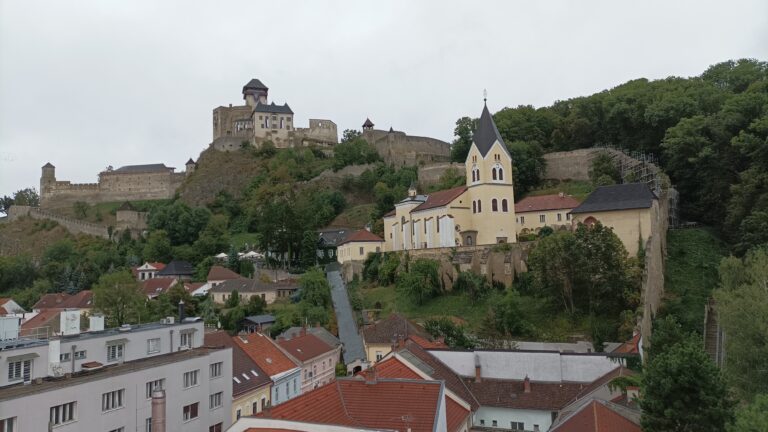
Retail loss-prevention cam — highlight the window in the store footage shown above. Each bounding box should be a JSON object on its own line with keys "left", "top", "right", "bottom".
{"left": 275, "top": 386, "right": 279, "bottom": 402}
{"left": 0, "top": 417, "right": 16, "bottom": 432}
{"left": 511, "top": 422, "right": 525, "bottom": 430}
{"left": 252, "top": 401, "right": 259, "bottom": 414}
{"left": 359, "top": 246, "right": 364, "bottom": 256}
{"left": 293, "top": 379, "right": 297, "bottom": 393}
{"left": 182, "top": 402, "right": 199, "bottom": 421}
{"left": 210, "top": 362, "right": 223, "bottom": 378}
{"left": 376, "top": 351, "right": 383, "bottom": 361}
{"left": 7, "top": 359, "right": 31, "bottom": 382}
{"left": 557, "top": 213, "right": 562, "bottom": 222}
{"left": 180, "top": 330, "right": 194, "bottom": 348}
{"left": 146, "top": 379, "right": 165, "bottom": 399}
{"left": 209, "top": 392, "right": 223, "bottom": 410}
{"left": 60, "top": 352, "right": 71, "bottom": 362}
{"left": 502, "top": 199, "right": 508, "bottom": 212}
{"left": 499, "top": 167, "right": 504, "bottom": 180}
{"left": 145, "top": 417, "right": 152, "bottom": 432}
{"left": 520, "top": 216, "right": 525, "bottom": 224}
{"left": 74, "top": 350, "right": 86, "bottom": 360}
{"left": 209, "top": 423, "right": 223, "bottom": 432}
{"left": 466, "top": 236, "right": 473, "bottom": 246}
{"left": 107, "top": 343, "right": 124, "bottom": 362}
{"left": 480, "top": 420, "right": 485, "bottom": 426}
{"left": 492, "top": 168, "right": 497, "bottom": 180}
{"left": 147, "top": 338, "right": 160, "bottom": 354}
{"left": 566, "top": 213, "right": 571, "bottom": 221}
{"left": 492, "top": 420, "right": 498, "bottom": 427}
{"left": 49, "top": 402, "right": 76, "bottom": 426}
{"left": 534, "top": 426, "right": 540, "bottom": 432}
{"left": 477, "top": 200, "right": 482, "bottom": 212}
{"left": 539, "top": 214, "right": 546, "bottom": 223}
{"left": 102, "top": 389, "right": 125, "bottom": 412}
{"left": 492, "top": 199, "right": 498, "bottom": 212}
{"left": 261, "top": 397, "right": 268, "bottom": 410}
{"left": 236, "top": 408, "right": 242, "bottom": 419}
{"left": 472, "top": 201, "right": 477, "bottom": 213}
{"left": 183, "top": 370, "right": 199, "bottom": 388}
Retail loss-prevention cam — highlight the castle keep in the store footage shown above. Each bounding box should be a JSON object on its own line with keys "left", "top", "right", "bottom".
{"left": 212, "top": 78, "right": 338, "bottom": 150}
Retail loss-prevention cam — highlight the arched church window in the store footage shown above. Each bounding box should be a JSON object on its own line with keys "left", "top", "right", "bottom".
{"left": 476, "top": 169, "right": 480, "bottom": 182}
{"left": 499, "top": 167, "right": 504, "bottom": 181}
{"left": 472, "top": 170, "right": 476, "bottom": 182}
{"left": 502, "top": 199, "right": 508, "bottom": 212}
{"left": 492, "top": 168, "right": 497, "bottom": 181}
{"left": 492, "top": 199, "right": 498, "bottom": 212}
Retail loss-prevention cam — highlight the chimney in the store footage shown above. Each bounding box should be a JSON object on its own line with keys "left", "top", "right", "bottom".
{"left": 151, "top": 389, "right": 166, "bottom": 432}
{"left": 626, "top": 386, "right": 640, "bottom": 401}
{"left": 524, "top": 375, "right": 531, "bottom": 393}
{"left": 178, "top": 300, "right": 185, "bottom": 322}
{"left": 365, "top": 366, "right": 377, "bottom": 385}
{"left": 558, "top": 192, "right": 564, "bottom": 198}
{"left": 474, "top": 354, "right": 482, "bottom": 383}
{"left": 89, "top": 314, "right": 104, "bottom": 332}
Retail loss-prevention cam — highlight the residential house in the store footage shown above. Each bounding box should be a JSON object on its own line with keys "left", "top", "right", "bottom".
{"left": 515, "top": 193, "right": 580, "bottom": 235}
{"left": 233, "top": 332, "right": 301, "bottom": 406}
{"left": 0, "top": 314, "right": 232, "bottom": 432}
{"left": 132, "top": 262, "right": 166, "bottom": 281}
{"left": 569, "top": 183, "right": 659, "bottom": 256}
{"left": 336, "top": 230, "right": 384, "bottom": 264}
{"left": 209, "top": 278, "right": 298, "bottom": 305}
{"left": 0, "top": 298, "right": 25, "bottom": 315}
{"left": 142, "top": 277, "right": 178, "bottom": 299}
{"left": 362, "top": 313, "right": 430, "bottom": 363}
{"left": 155, "top": 260, "right": 195, "bottom": 280}
{"left": 278, "top": 326, "right": 341, "bottom": 350}
{"left": 32, "top": 291, "right": 93, "bottom": 313}
{"left": 207, "top": 265, "right": 241, "bottom": 287}
{"left": 550, "top": 397, "right": 641, "bottom": 432}
{"left": 204, "top": 331, "right": 272, "bottom": 422}
{"left": 276, "top": 330, "right": 341, "bottom": 392}
{"left": 240, "top": 314, "right": 276, "bottom": 333}
{"left": 317, "top": 228, "right": 350, "bottom": 264}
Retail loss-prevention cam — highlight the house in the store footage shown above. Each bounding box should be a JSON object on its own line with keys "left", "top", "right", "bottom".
{"left": 361, "top": 313, "right": 431, "bottom": 363}
{"left": 232, "top": 377, "right": 450, "bottom": 432}
{"left": 204, "top": 331, "right": 272, "bottom": 422}
{"left": 569, "top": 183, "right": 659, "bottom": 256}
{"left": 383, "top": 102, "right": 517, "bottom": 251}
{"left": 515, "top": 193, "right": 581, "bottom": 235}
{"left": 32, "top": 291, "right": 94, "bottom": 313}
{"left": 278, "top": 325, "right": 341, "bottom": 349}
{"left": 141, "top": 277, "right": 178, "bottom": 299}
{"left": 19, "top": 308, "right": 64, "bottom": 338}
{"left": 207, "top": 265, "right": 242, "bottom": 287}
{"left": 549, "top": 398, "right": 641, "bottom": 432}
{"left": 0, "top": 298, "right": 25, "bottom": 315}
{"left": 317, "top": 228, "right": 350, "bottom": 264}
{"left": 155, "top": 259, "right": 194, "bottom": 280}
{"left": 276, "top": 330, "right": 342, "bottom": 392}
{"left": 233, "top": 332, "right": 302, "bottom": 406}
{"left": 131, "top": 261, "right": 166, "bottom": 281}
{"left": 335, "top": 229, "right": 384, "bottom": 264}
{"left": 209, "top": 278, "right": 299, "bottom": 305}
{"left": 240, "top": 314, "right": 276, "bottom": 333}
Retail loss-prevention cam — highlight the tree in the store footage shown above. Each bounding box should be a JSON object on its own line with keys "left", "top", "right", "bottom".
{"left": 0, "top": 195, "right": 14, "bottom": 214}
{"left": 396, "top": 258, "right": 440, "bottom": 306}
{"left": 143, "top": 230, "right": 173, "bottom": 262}
{"left": 92, "top": 270, "right": 145, "bottom": 326}
{"left": 506, "top": 140, "right": 546, "bottom": 195}
{"left": 147, "top": 201, "right": 211, "bottom": 245}
{"left": 450, "top": 117, "right": 475, "bottom": 162}
{"left": 729, "top": 394, "right": 768, "bottom": 432}
{"left": 453, "top": 271, "right": 491, "bottom": 304}
{"left": 299, "top": 267, "right": 331, "bottom": 309}
{"left": 641, "top": 338, "right": 735, "bottom": 432}
{"left": 73, "top": 201, "right": 89, "bottom": 220}
{"left": 225, "top": 290, "right": 241, "bottom": 308}
{"left": 300, "top": 230, "right": 318, "bottom": 269}
{"left": 12, "top": 188, "right": 40, "bottom": 207}
{"left": 341, "top": 129, "right": 361, "bottom": 143}
{"left": 194, "top": 214, "right": 230, "bottom": 257}
{"left": 424, "top": 317, "right": 475, "bottom": 349}
{"left": 589, "top": 153, "right": 621, "bottom": 185}
{"left": 714, "top": 249, "right": 768, "bottom": 400}
{"left": 332, "top": 137, "right": 379, "bottom": 170}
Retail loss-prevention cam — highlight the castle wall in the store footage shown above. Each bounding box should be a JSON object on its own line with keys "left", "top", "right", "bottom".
{"left": 212, "top": 105, "right": 253, "bottom": 141}
{"left": 363, "top": 129, "right": 451, "bottom": 167}
{"left": 8, "top": 205, "right": 109, "bottom": 238}
{"left": 294, "top": 119, "right": 338, "bottom": 146}
{"left": 543, "top": 149, "right": 595, "bottom": 181}
{"left": 41, "top": 171, "right": 184, "bottom": 209}
{"left": 417, "top": 163, "right": 466, "bottom": 186}
{"left": 116, "top": 209, "right": 148, "bottom": 231}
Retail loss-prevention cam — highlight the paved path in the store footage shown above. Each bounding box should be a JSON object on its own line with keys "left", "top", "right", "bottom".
{"left": 326, "top": 264, "right": 365, "bottom": 364}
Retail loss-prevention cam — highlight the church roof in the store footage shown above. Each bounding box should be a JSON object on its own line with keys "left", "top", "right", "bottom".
{"left": 242, "top": 78, "right": 268, "bottom": 92}
{"left": 253, "top": 102, "right": 293, "bottom": 115}
{"left": 412, "top": 186, "right": 468, "bottom": 213}
{"left": 363, "top": 118, "right": 374, "bottom": 128}
{"left": 473, "top": 103, "right": 509, "bottom": 157}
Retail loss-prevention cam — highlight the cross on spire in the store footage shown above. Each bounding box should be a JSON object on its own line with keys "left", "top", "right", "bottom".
{"left": 483, "top": 88, "right": 487, "bottom": 104}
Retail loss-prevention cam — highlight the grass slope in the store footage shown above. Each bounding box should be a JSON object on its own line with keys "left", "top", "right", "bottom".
{"left": 0, "top": 216, "right": 72, "bottom": 258}
{"left": 662, "top": 228, "right": 726, "bottom": 334}
{"left": 525, "top": 179, "right": 594, "bottom": 201}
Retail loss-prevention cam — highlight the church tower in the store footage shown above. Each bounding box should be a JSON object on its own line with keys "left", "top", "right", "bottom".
{"left": 464, "top": 101, "right": 517, "bottom": 245}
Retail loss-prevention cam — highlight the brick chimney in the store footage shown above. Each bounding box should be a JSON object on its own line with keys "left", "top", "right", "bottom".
{"left": 151, "top": 389, "right": 166, "bottom": 432}
{"left": 474, "top": 354, "right": 482, "bottom": 383}
{"left": 365, "top": 366, "right": 377, "bottom": 385}
{"left": 524, "top": 375, "right": 531, "bottom": 393}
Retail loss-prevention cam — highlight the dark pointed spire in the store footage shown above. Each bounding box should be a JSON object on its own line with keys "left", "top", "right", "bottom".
{"left": 186, "top": 158, "right": 195, "bottom": 165}
{"left": 472, "top": 102, "right": 508, "bottom": 157}
{"left": 363, "top": 118, "right": 374, "bottom": 128}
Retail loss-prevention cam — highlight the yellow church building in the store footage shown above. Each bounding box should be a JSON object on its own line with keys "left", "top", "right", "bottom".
{"left": 383, "top": 103, "right": 517, "bottom": 251}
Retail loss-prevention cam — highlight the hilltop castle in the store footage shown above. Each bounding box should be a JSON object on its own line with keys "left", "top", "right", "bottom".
{"left": 211, "top": 79, "right": 338, "bottom": 150}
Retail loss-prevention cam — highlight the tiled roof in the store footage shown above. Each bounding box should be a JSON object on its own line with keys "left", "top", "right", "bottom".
{"left": 570, "top": 183, "right": 657, "bottom": 214}
{"left": 259, "top": 378, "right": 443, "bottom": 432}
{"left": 209, "top": 278, "right": 298, "bottom": 294}
{"left": 317, "top": 229, "right": 351, "bottom": 247}
{"left": 112, "top": 164, "right": 173, "bottom": 173}
{"left": 362, "top": 314, "right": 429, "bottom": 345}
{"left": 382, "top": 209, "right": 396, "bottom": 218}
{"left": 550, "top": 399, "right": 641, "bottom": 432}
{"left": 473, "top": 103, "right": 509, "bottom": 158}
{"left": 204, "top": 331, "right": 272, "bottom": 397}
{"left": 234, "top": 333, "right": 298, "bottom": 377}
{"left": 20, "top": 308, "right": 63, "bottom": 333}
{"left": 156, "top": 260, "right": 194, "bottom": 277}
{"left": 277, "top": 333, "right": 336, "bottom": 363}
{"left": 142, "top": 278, "right": 177, "bottom": 297}
{"left": 611, "top": 333, "right": 641, "bottom": 354}
{"left": 33, "top": 291, "right": 94, "bottom": 310}
{"left": 279, "top": 327, "right": 341, "bottom": 348}
{"left": 253, "top": 102, "right": 293, "bottom": 115}
{"left": 337, "top": 230, "right": 383, "bottom": 246}
{"left": 409, "top": 335, "right": 448, "bottom": 350}
{"left": 207, "top": 265, "right": 242, "bottom": 281}
{"left": 411, "top": 186, "right": 468, "bottom": 213}
{"left": 464, "top": 376, "right": 585, "bottom": 411}
{"left": 515, "top": 194, "right": 581, "bottom": 213}
{"left": 445, "top": 397, "right": 471, "bottom": 432}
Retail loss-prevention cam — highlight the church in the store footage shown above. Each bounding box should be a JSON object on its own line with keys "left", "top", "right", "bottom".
{"left": 383, "top": 102, "right": 517, "bottom": 251}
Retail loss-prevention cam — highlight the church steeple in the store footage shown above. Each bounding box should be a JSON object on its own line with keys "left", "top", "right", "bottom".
{"left": 472, "top": 103, "right": 509, "bottom": 158}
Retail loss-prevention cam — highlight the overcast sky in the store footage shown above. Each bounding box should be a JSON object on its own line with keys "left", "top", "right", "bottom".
{"left": 1, "top": 0, "right": 767, "bottom": 197}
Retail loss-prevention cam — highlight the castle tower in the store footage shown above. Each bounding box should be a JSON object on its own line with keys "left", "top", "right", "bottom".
{"left": 185, "top": 158, "right": 196, "bottom": 176}
{"left": 40, "top": 162, "right": 56, "bottom": 202}
{"left": 242, "top": 79, "right": 269, "bottom": 107}
{"left": 464, "top": 101, "right": 517, "bottom": 245}
{"left": 362, "top": 118, "right": 374, "bottom": 131}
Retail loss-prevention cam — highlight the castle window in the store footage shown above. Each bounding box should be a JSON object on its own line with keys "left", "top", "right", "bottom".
{"left": 502, "top": 199, "right": 508, "bottom": 212}
{"left": 477, "top": 200, "right": 482, "bottom": 213}
{"left": 280, "top": 118, "right": 284, "bottom": 129}
{"left": 492, "top": 199, "right": 498, "bottom": 212}
{"left": 467, "top": 236, "right": 473, "bottom": 246}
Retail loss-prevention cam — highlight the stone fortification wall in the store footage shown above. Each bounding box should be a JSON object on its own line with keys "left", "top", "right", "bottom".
{"left": 42, "top": 172, "right": 183, "bottom": 209}
{"left": 8, "top": 206, "right": 109, "bottom": 239}
{"left": 362, "top": 129, "right": 451, "bottom": 167}
{"left": 294, "top": 119, "right": 338, "bottom": 146}
{"left": 543, "top": 149, "right": 595, "bottom": 181}
{"left": 212, "top": 105, "right": 253, "bottom": 141}
{"left": 418, "top": 162, "right": 466, "bottom": 186}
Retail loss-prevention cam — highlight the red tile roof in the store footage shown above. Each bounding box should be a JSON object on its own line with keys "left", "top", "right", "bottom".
{"left": 551, "top": 399, "right": 641, "bottom": 432}
{"left": 33, "top": 291, "right": 94, "bottom": 310}
{"left": 337, "top": 230, "right": 384, "bottom": 245}
{"left": 277, "top": 333, "right": 336, "bottom": 363}
{"left": 515, "top": 194, "right": 581, "bottom": 213}
{"left": 409, "top": 334, "right": 448, "bottom": 350}
{"left": 445, "top": 397, "right": 470, "bottom": 432}
{"left": 259, "top": 378, "right": 443, "bottom": 432}
{"left": 207, "top": 265, "right": 242, "bottom": 281}
{"left": 612, "top": 333, "right": 641, "bottom": 354}
{"left": 142, "top": 278, "right": 177, "bottom": 297}
{"left": 204, "top": 331, "right": 272, "bottom": 397}
{"left": 234, "top": 332, "right": 298, "bottom": 377}
{"left": 20, "top": 308, "right": 64, "bottom": 335}
{"left": 412, "top": 186, "right": 468, "bottom": 213}
{"left": 463, "top": 377, "right": 586, "bottom": 411}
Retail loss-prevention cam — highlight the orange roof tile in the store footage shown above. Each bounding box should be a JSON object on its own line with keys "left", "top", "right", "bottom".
{"left": 612, "top": 333, "right": 641, "bottom": 354}
{"left": 20, "top": 308, "right": 64, "bottom": 334}
{"left": 551, "top": 399, "right": 641, "bottom": 432}
{"left": 259, "top": 378, "right": 443, "bottom": 432}
{"left": 234, "top": 332, "right": 298, "bottom": 377}
{"left": 409, "top": 334, "right": 448, "bottom": 349}
{"left": 515, "top": 194, "right": 581, "bottom": 213}
{"left": 277, "top": 333, "right": 335, "bottom": 363}
{"left": 207, "top": 265, "right": 242, "bottom": 281}
{"left": 337, "top": 230, "right": 383, "bottom": 245}
{"left": 142, "top": 278, "right": 177, "bottom": 297}
{"left": 33, "top": 291, "right": 93, "bottom": 310}
{"left": 412, "top": 186, "right": 468, "bottom": 213}
{"left": 445, "top": 396, "right": 471, "bottom": 432}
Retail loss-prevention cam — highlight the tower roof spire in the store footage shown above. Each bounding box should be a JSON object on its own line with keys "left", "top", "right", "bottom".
{"left": 472, "top": 101, "right": 509, "bottom": 157}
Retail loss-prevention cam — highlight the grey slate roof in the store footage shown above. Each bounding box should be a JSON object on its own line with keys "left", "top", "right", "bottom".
{"left": 244, "top": 314, "right": 276, "bottom": 325}
{"left": 473, "top": 103, "right": 509, "bottom": 157}
{"left": 362, "top": 118, "right": 374, "bottom": 128}
{"left": 253, "top": 102, "right": 293, "bottom": 115}
{"left": 279, "top": 326, "right": 342, "bottom": 348}
{"left": 186, "top": 158, "right": 195, "bottom": 165}
{"left": 242, "top": 78, "right": 268, "bottom": 92}
{"left": 42, "top": 162, "right": 55, "bottom": 168}
{"left": 156, "top": 260, "right": 194, "bottom": 277}
{"left": 113, "top": 164, "right": 172, "bottom": 173}
{"left": 208, "top": 278, "right": 299, "bottom": 294}
{"left": 318, "top": 228, "right": 351, "bottom": 247}
{"left": 570, "top": 183, "right": 657, "bottom": 214}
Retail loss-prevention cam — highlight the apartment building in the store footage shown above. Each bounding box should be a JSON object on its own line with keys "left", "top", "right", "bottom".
{"left": 0, "top": 311, "right": 232, "bottom": 432}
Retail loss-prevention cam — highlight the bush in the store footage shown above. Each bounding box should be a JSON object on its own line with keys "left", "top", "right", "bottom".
{"left": 396, "top": 258, "right": 440, "bottom": 306}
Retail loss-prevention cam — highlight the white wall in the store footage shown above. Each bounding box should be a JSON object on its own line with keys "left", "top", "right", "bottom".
{"left": 475, "top": 406, "right": 553, "bottom": 432}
